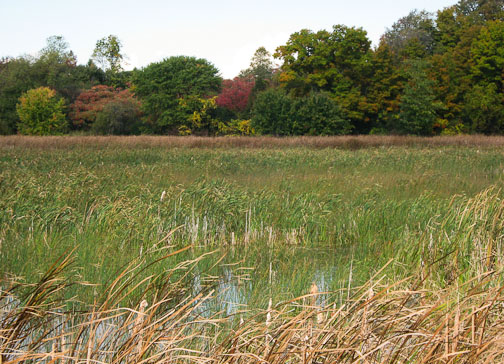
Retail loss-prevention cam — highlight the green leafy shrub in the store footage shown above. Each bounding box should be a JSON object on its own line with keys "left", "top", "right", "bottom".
{"left": 251, "top": 89, "right": 293, "bottom": 135}
{"left": 16, "top": 87, "right": 67, "bottom": 135}
{"left": 252, "top": 89, "right": 351, "bottom": 135}
{"left": 91, "top": 99, "right": 142, "bottom": 135}
{"left": 291, "top": 93, "right": 352, "bottom": 135}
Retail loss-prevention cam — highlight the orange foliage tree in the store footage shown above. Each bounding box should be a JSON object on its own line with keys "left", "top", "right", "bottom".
{"left": 69, "top": 85, "right": 140, "bottom": 130}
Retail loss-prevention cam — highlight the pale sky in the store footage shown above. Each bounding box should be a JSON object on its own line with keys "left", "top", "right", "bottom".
{"left": 1, "top": 0, "right": 457, "bottom": 78}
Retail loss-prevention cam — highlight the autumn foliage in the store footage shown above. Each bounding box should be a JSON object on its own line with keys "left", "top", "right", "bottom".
{"left": 69, "top": 85, "right": 140, "bottom": 130}
{"left": 2, "top": 1, "right": 504, "bottom": 136}
{"left": 216, "top": 77, "right": 255, "bottom": 114}
{"left": 16, "top": 87, "right": 67, "bottom": 135}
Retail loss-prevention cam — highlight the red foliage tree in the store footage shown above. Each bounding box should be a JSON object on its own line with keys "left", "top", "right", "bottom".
{"left": 69, "top": 85, "right": 140, "bottom": 129}
{"left": 216, "top": 77, "right": 255, "bottom": 114}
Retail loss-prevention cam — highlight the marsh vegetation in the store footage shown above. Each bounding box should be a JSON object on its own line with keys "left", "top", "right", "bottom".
{"left": 1, "top": 135, "right": 504, "bottom": 362}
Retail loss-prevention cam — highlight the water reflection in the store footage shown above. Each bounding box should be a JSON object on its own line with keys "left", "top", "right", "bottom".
{"left": 191, "top": 244, "right": 352, "bottom": 315}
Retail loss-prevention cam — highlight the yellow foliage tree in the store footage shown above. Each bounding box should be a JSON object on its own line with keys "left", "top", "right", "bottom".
{"left": 16, "top": 87, "right": 67, "bottom": 135}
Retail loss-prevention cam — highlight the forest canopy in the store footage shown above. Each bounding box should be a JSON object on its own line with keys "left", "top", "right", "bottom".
{"left": 1, "top": 0, "right": 503, "bottom": 136}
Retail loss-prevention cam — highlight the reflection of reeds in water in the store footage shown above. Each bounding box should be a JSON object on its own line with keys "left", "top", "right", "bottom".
{"left": 2, "top": 251, "right": 504, "bottom": 363}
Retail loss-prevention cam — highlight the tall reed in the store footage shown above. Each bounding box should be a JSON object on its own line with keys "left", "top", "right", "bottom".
{"left": 2, "top": 253, "right": 504, "bottom": 363}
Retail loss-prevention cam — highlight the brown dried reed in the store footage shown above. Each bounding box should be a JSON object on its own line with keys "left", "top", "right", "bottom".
{"left": 2, "top": 251, "right": 504, "bottom": 363}
{"left": 2, "top": 135, "right": 504, "bottom": 150}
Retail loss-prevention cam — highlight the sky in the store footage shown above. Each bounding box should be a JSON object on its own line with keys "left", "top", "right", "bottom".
{"left": 1, "top": 0, "right": 457, "bottom": 78}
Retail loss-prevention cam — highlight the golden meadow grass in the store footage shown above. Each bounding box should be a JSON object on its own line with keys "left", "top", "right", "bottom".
{"left": 1, "top": 136, "right": 504, "bottom": 363}
{"left": 3, "top": 134, "right": 504, "bottom": 150}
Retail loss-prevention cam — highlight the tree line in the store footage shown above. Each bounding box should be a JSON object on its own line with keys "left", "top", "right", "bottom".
{"left": 1, "top": 0, "right": 503, "bottom": 136}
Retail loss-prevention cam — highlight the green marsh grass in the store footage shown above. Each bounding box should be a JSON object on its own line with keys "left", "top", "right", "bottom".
{"left": 1, "top": 136, "right": 504, "bottom": 362}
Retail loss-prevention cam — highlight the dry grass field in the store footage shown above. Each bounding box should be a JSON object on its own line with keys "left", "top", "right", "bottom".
{"left": 3, "top": 134, "right": 504, "bottom": 149}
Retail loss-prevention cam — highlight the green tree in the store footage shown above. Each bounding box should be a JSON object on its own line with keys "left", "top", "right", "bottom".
{"left": 92, "top": 35, "right": 124, "bottom": 74}
{"left": 0, "top": 57, "right": 37, "bottom": 134}
{"left": 397, "top": 60, "right": 440, "bottom": 135}
{"left": 236, "top": 47, "right": 276, "bottom": 119}
{"left": 470, "top": 21, "right": 504, "bottom": 91}
{"left": 382, "top": 10, "right": 438, "bottom": 60}
{"left": 251, "top": 89, "right": 351, "bottom": 136}
{"left": 275, "top": 25, "right": 373, "bottom": 132}
{"left": 251, "top": 89, "right": 292, "bottom": 135}
{"left": 16, "top": 87, "right": 67, "bottom": 135}
{"left": 456, "top": 0, "right": 504, "bottom": 23}
{"left": 464, "top": 83, "right": 504, "bottom": 133}
{"left": 240, "top": 47, "right": 275, "bottom": 91}
{"left": 35, "top": 36, "right": 84, "bottom": 102}
{"left": 275, "top": 26, "right": 372, "bottom": 94}
{"left": 290, "top": 93, "right": 351, "bottom": 135}
{"left": 436, "top": 6, "right": 462, "bottom": 51}
{"left": 428, "top": 4, "right": 504, "bottom": 133}
{"left": 133, "top": 56, "right": 221, "bottom": 134}
{"left": 0, "top": 36, "right": 107, "bottom": 134}
{"left": 367, "top": 43, "right": 403, "bottom": 133}
{"left": 73, "top": 60, "right": 106, "bottom": 87}
{"left": 0, "top": 37, "right": 89, "bottom": 134}
{"left": 39, "top": 35, "right": 76, "bottom": 65}
{"left": 429, "top": 51, "right": 469, "bottom": 133}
